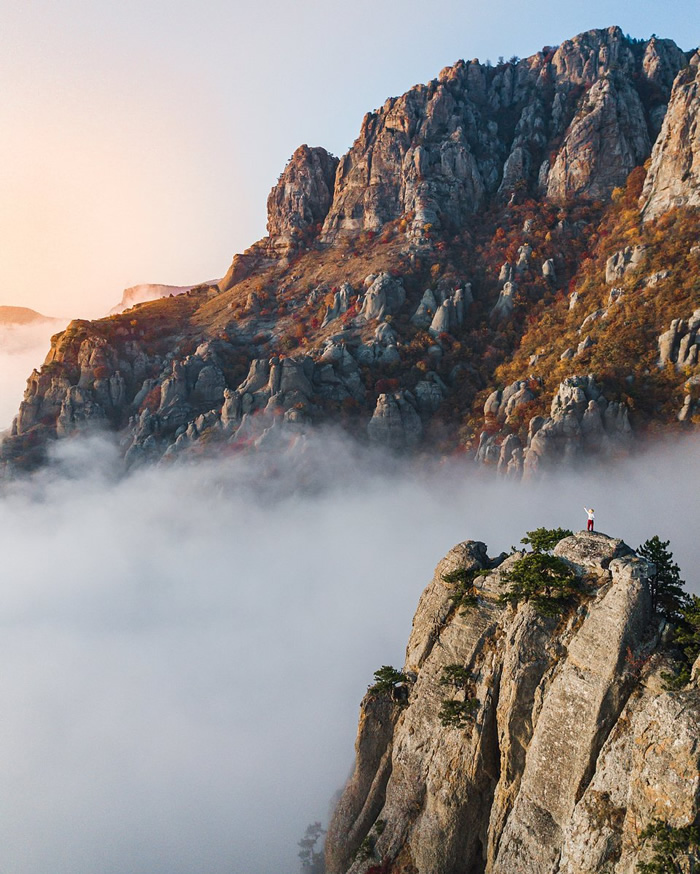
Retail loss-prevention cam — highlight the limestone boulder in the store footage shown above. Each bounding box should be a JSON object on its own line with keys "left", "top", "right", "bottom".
{"left": 360, "top": 273, "right": 406, "bottom": 321}
{"left": 367, "top": 391, "right": 422, "bottom": 450}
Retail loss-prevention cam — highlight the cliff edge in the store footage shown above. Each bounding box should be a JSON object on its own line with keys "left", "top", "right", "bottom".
{"left": 326, "top": 532, "right": 699, "bottom": 874}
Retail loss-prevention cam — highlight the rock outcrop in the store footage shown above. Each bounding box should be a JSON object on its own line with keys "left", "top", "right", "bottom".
{"left": 219, "top": 145, "right": 339, "bottom": 290}
{"left": 359, "top": 273, "right": 406, "bottom": 322}
{"left": 476, "top": 376, "right": 632, "bottom": 478}
{"left": 641, "top": 56, "right": 700, "bottom": 220}
{"left": 326, "top": 533, "right": 699, "bottom": 874}
{"left": 367, "top": 391, "right": 422, "bottom": 450}
{"left": 605, "top": 245, "right": 646, "bottom": 284}
{"left": 320, "top": 27, "right": 685, "bottom": 238}
{"left": 266, "top": 145, "right": 339, "bottom": 246}
{"left": 657, "top": 308, "right": 700, "bottom": 368}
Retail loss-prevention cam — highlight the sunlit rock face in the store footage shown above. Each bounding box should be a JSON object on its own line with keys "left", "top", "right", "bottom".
{"left": 641, "top": 55, "right": 700, "bottom": 220}
{"left": 326, "top": 533, "right": 699, "bottom": 874}
{"left": 266, "top": 144, "right": 339, "bottom": 241}
{"left": 321, "top": 26, "right": 686, "bottom": 239}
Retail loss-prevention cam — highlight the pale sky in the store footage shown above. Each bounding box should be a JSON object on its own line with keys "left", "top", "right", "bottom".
{"left": 1, "top": 0, "right": 698, "bottom": 318}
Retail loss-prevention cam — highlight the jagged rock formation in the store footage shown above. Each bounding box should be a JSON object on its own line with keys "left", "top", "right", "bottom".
{"left": 325, "top": 533, "right": 700, "bottom": 874}
{"left": 490, "top": 282, "right": 516, "bottom": 323}
{"left": 3, "top": 26, "right": 699, "bottom": 474}
{"left": 367, "top": 391, "right": 422, "bottom": 450}
{"left": 604, "top": 245, "right": 646, "bottom": 284}
{"left": 359, "top": 273, "right": 406, "bottom": 322}
{"left": 319, "top": 27, "right": 686, "bottom": 240}
{"left": 476, "top": 376, "right": 632, "bottom": 478}
{"left": 265, "top": 145, "right": 339, "bottom": 252}
{"left": 658, "top": 308, "right": 700, "bottom": 369}
{"left": 641, "top": 54, "right": 700, "bottom": 220}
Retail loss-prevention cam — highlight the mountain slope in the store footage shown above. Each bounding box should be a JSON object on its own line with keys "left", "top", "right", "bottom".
{"left": 1, "top": 27, "right": 699, "bottom": 472}
{"left": 0, "top": 305, "right": 60, "bottom": 326}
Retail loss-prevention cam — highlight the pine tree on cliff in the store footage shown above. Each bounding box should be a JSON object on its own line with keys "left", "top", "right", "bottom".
{"left": 637, "top": 536, "right": 688, "bottom": 621}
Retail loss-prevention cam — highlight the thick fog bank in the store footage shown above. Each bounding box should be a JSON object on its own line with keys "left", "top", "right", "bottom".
{"left": 0, "top": 434, "right": 698, "bottom": 874}
{"left": 0, "top": 322, "right": 68, "bottom": 432}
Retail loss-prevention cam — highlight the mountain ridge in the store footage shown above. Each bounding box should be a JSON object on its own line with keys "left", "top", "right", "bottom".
{"left": 1, "top": 25, "right": 699, "bottom": 473}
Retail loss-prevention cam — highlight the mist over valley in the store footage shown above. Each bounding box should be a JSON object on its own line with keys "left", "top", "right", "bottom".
{"left": 0, "top": 434, "right": 697, "bottom": 872}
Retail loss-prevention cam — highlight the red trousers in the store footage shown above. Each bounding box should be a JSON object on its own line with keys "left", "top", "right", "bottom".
{"left": 587, "top": 519, "right": 594, "bottom": 531}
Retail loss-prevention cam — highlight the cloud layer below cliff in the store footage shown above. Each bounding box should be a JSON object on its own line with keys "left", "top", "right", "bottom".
{"left": 0, "top": 433, "right": 698, "bottom": 873}
{"left": 0, "top": 322, "right": 67, "bottom": 432}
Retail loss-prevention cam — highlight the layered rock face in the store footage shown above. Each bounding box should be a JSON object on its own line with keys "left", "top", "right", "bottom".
{"left": 326, "top": 533, "right": 699, "bottom": 874}
{"left": 641, "top": 54, "right": 700, "bottom": 220}
{"left": 321, "top": 27, "right": 685, "bottom": 238}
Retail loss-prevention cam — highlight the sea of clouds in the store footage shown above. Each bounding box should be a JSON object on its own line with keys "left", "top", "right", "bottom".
{"left": 1, "top": 323, "right": 699, "bottom": 873}
{"left": 0, "top": 427, "right": 698, "bottom": 874}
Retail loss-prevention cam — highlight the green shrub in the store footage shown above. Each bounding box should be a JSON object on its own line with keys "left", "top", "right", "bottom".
{"left": 442, "top": 567, "right": 488, "bottom": 613}
{"left": 637, "top": 820, "right": 700, "bottom": 873}
{"left": 500, "top": 551, "right": 581, "bottom": 616}
{"left": 521, "top": 527, "right": 573, "bottom": 553}
{"left": 439, "top": 664, "right": 473, "bottom": 688}
{"left": 438, "top": 698, "right": 479, "bottom": 728}
{"left": 368, "top": 665, "right": 407, "bottom": 696}
{"left": 354, "top": 835, "right": 375, "bottom": 862}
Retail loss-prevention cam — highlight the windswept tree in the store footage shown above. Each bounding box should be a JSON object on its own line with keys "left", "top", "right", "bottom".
{"left": 637, "top": 820, "right": 700, "bottom": 873}
{"left": 520, "top": 527, "right": 573, "bottom": 553}
{"left": 368, "top": 666, "right": 408, "bottom": 696}
{"left": 298, "top": 822, "right": 325, "bottom": 874}
{"left": 637, "top": 536, "right": 689, "bottom": 621}
{"left": 500, "top": 551, "right": 581, "bottom": 616}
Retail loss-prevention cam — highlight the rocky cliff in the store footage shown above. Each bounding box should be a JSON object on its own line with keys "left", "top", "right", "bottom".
{"left": 325, "top": 532, "right": 700, "bottom": 874}
{"left": 321, "top": 27, "right": 685, "bottom": 239}
{"left": 641, "top": 53, "right": 700, "bottom": 220}
{"left": 2, "top": 26, "right": 699, "bottom": 473}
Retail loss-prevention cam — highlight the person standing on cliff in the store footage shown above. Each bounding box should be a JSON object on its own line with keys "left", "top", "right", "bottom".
{"left": 584, "top": 507, "right": 595, "bottom": 532}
